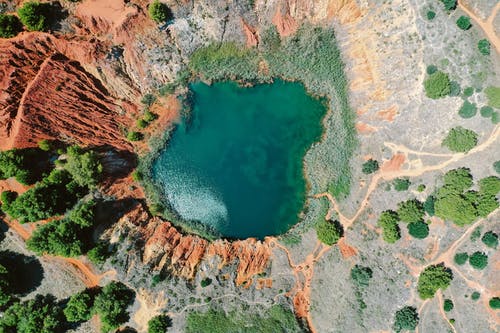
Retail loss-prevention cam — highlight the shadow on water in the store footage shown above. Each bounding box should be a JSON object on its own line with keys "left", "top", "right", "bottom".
{"left": 0, "top": 250, "right": 44, "bottom": 296}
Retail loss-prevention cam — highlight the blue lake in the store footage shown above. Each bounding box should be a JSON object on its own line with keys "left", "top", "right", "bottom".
{"left": 152, "top": 80, "right": 327, "bottom": 239}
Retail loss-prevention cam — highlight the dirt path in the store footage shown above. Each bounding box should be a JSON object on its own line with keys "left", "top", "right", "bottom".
{"left": 458, "top": 0, "right": 500, "bottom": 54}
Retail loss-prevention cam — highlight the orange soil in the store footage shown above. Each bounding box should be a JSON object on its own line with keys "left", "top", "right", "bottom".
{"left": 337, "top": 237, "right": 358, "bottom": 258}
{"left": 380, "top": 153, "right": 406, "bottom": 172}
{"left": 355, "top": 121, "right": 378, "bottom": 134}
{"left": 241, "top": 18, "right": 259, "bottom": 47}
{"left": 272, "top": 4, "right": 298, "bottom": 37}
{"left": 376, "top": 105, "right": 398, "bottom": 122}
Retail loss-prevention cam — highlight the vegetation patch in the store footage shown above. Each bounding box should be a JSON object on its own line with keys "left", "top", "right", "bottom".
{"left": 490, "top": 297, "right": 500, "bottom": 310}
{"left": 408, "top": 221, "right": 429, "bottom": 239}
{"left": 485, "top": 86, "right": 500, "bottom": 108}
{"left": 316, "top": 220, "right": 343, "bottom": 245}
{"left": 453, "top": 252, "right": 468, "bottom": 265}
{"left": 417, "top": 264, "right": 453, "bottom": 299}
{"left": 456, "top": 16, "right": 471, "bottom": 30}
{"left": 393, "top": 306, "right": 419, "bottom": 333}
{"left": 17, "top": 1, "right": 51, "bottom": 31}
{"left": 397, "top": 199, "right": 424, "bottom": 224}
{"left": 148, "top": 314, "right": 172, "bottom": 333}
{"left": 0, "top": 14, "right": 22, "bottom": 38}
{"left": 458, "top": 100, "right": 477, "bottom": 118}
{"left": 442, "top": 126, "right": 478, "bottom": 153}
{"left": 468, "top": 251, "right": 488, "bottom": 270}
{"left": 480, "top": 106, "right": 494, "bottom": 118}
{"left": 478, "top": 39, "right": 491, "bottom": 55}
{"left": 424, "top": 71, "right": 451, "bottom": 99}
{"left": 443, "top": 299, "right": 454, "bottom": 312}
{"left": 377, "top": 210, "right": 401, "bottom": 244}
{"left": 393, "top": 178, "right": 411, "bottom": 191}
{"left": 185, "top": 305, "right": 302, "bottom": 333}
{"left": 481, "top": 231, "right": 498, "bottom": 249}
{"left": 148, "top": 0, "right": 172, "bottom": 23}
{"left": 362, "top": 159, "right": 379, "bottom": 174}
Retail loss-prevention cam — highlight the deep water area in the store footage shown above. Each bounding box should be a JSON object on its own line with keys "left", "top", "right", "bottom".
{"left": 152, "top": 80, "right": 327, "bottom": 238}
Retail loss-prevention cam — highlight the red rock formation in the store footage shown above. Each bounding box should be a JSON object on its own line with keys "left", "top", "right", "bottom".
{"left": 120, "top": 204, "right": 271, "bottom": 283}
{"left": 0, "top": 33, "right": 134, "bottom": 151}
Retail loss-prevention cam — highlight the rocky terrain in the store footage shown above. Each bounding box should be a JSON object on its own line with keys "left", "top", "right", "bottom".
{"left": 0, "top": 0, "right": 499, "bottom": 332}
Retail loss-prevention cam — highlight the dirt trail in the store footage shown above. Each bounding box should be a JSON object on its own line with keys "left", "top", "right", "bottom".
{"left": 436, "top": 291, "right": 458, "bottom": 333}
{"left": 458, "top": 0, "right": 500, "bottom": 54}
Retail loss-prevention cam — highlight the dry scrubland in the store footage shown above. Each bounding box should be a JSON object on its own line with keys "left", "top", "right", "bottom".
{"left": 0, "top": 0, "right": 499, "bottom": 332}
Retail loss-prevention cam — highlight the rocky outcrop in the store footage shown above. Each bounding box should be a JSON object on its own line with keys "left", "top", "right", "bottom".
{"left": 116, "top": 204, "right": 271, "bottom": 285}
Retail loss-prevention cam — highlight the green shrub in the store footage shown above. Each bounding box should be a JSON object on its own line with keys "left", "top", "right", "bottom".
{"left": 417, "top": 184, "right": 426, "bottom": 192}
{"left": 148, "top": 0, "right": 172, "bottom": 23}
{"left": 141, "top": 93, "right": 157, "bottom": 106}
{"left": 316, "top": 220, "right": 343, "bottom": 245}
{"left": 143, "top": 111, "right": 158, "bottom": 122}
{"left": 137, "top": 119, "right": 149, "bottom": 129}
{"left": 449, "top": 81, "right": 461, "bottom": 96}
{"left": 408, "top": 221, "right": 429, "bottom": 239}
{"left": 475, "top": 194, "right": 498, "bottom": 217}
{"left": 0, "top": 294, "right": 64, "bottom": 332}
{"left": 494, "top": 161, "right": 500, "bottom": 174}
{"left": 443, "top": 167, "right": 473, "bottom": 192}
{"left": 463, "top": 87, "right": 474, "bottom": 97}
{"left": 393, "top": 178, "right": 411, "bottom": 191}
{"left": 417, "top": 264, "right": 453, "bottom": 299}
{"left": 442, "top": 126, "right": 478, "bottom": 153}
{"left": 37, "top": 139, "right": 52, "bottom": 151}
{"left": 485, "top": 86, "right": 500, "bottom": 108}
{"left": 397, "top": 199, "right": 424, "bottom": 223}
{"left": 350, "top": 265, "right": 373, "bottom": 288}
{"left": 27, "top": 219, "right": 85, "bottom": 257}
{"left": 94, "top": 282, "right": 135, "bottom": 332}
{"left": 489, "top": 297, "right": 500, "bottom": 309}
{"left": 0, "top": 14, "right": 23, "bottom": 38}
{"left": 424, "top": 195, "right": 436, "bottom": 216}
{"left": 17, "top": 1, "right": 50, "bottom": 31}
{"left": 88, "top": 241, "right": 113, "bottom": 265}
{"left": 478, "top": 39, "right": 491, "bottom": 55}
{"left": 127, "top": 131, "right": 144, "bottom": 141}
{"left": 471, "top": 291, "right": 480, "bottom": 300}
{"left": 378, "top": 210, "right": 401, "bottom": 244}
{"left": 492, "top": 112, "right": 500, "bottom": 124}
{"left": 132, "top": 170, "right": 143, "bottom": 182}
{"left": 440, "top": 0, "right": 457, "bottom": 10}
{"left": 424, "top": 71, "right": 451, "bottom": 99}
{"left": 426, "top": 11, "right": 436, "bottom": 20}
{"left": 482, "top": 231, "right": 498, "bottom": 249}
{"left": 65, "top": 146, "right": 103, "bottom": 188}
{"left": 480, "top": 106, "right": 494, "bottom": 118}
{"left": 0, "top": 264, "right": 12, "bottom": 307}
{"left": 456, "top": 16, "right": 471, "bottom": 30}
{"left": 148, "top": 314, "right": 172, "bottom": 333}
{"left": 435, "top": 192, "right": 477, "bottom": 226}
{"left": 469, "top": 251, "right": 488, "bottom": 270}
{"left": 200, "top": 278, "right": 212, "bottom": 288}
{"left": 454, "top": 252, "right": 468, "bottom": 265}
{"left": 443, "top": 299, "right": 454, "bottom": 312}
{"left": 458, "top": 100, "right": 477, "bottom": 118}
{"left": 361, "top": 159, "right": 379, "bottom": 174}
{"left": 393, "top": 306, "right": 419, "bottom": 333}
{"left": 426, "top": 65, "right": 437, "bottom": 75}
{"left": 478, "top": 176, "right": 500, "bottom": 196}
{"left": 64, "top": 289, "right": 96, "bottom": 322}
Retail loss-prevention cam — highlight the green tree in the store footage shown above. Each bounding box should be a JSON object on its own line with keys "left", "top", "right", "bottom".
{"left": 0, "top": 14, "right": 23, "bottom": 38}
{"left": 315, "top": 220, "right": 343, "bottom": 245}
{"left": 200, "top": 278, "right": 212, "bottom": 288}
{"left": 393, "top": 306, "right": 419, "bottom": 333}
{"left": 393, "top": 178, "right": 411, "bottom": 191}
{"left": 362, "top": 159, "right": 379, "bottom": 174}
{"left": 485, "top": 86, "right": 500, "bottom": 108}
{"left": 458, "top": 100, "right": 477, "bottom": 118}
{"left": 350, "top": 265, "right": 373, "bottom": 288}
{"left": 478, "top": 176, "right": 500, "bottom": 196}
{"left": 397, "top": 199, "right": 424, "bottom": 223}
{"left": 37, "top": 139, "right": 52, "bottom": 152}
{"left": 480, "top": 106, "right": 494, "bottom": 118}
{"left": 94, "top": 282, "right": 135, "bottom": 332}
{"left": 481, "top": 231, "right": 498, "bottom": 249}
{"left": 68, "top": 200, "right": 96, "bottom": 227}
{"left": 469, "top": 251, "right": 488, "bottom": 270}
{"left": 378, "top": 210, "right": 401, "bottom": 244}
{"left": 424, "top": 195, "right": 436, "bottom": 216}
{"left": 495, "top": 161, "right": 500, "bottom": 174}
{"left": 442, "top": 127, "right": 478, "bottom": 153}
{"left": 490, "top": 297, "right": 500, "bottom": 309}
{"left": 454, "top": 252, "right": 468, "bottom": 265}
{"left": 443, "top": 299, "right": 454, "bottom": 312}
{"left": 424, "top": 71, "right": 451, "bottom": 99}
{"left": 478, "top": 39, "right": 491, "bottom": 55}
{"left": 88, "top": 241, "right": 113, "bottom": 265}
{"left": 0, "top": 294, "right": 64, "bottom": 332}
{"left": 417, "top": 264, "right": 453, "bottom": 299}
{"left": 427, "top": 11, "right": 436, "bottom": 20}
{"left": 143, "top": 111, "right": 158, "bottom": 122}
{"left": 137, "top": 119, "right": 148, "bottom": 129}
{"left": 65, "top": 146, "right": 103, "bottom": 188}
{"left": 64, "top": 289, "right": 96, "bottom": 322}
{"left": 127, "top": 131, "right": 143, "bottom": 142}
{"left": 408, "top": 221, "right": 429, "bottom": 239}
{"left": 27, "top": 218, "right": 86, "bottom": 257}
{"left": 148, "top": 0, "right": 172, "bottom": 23}
{"left": 148, "top": 314, "right": 172, "bottom": 333}
{"left": 456, "top": 16, "right": 471, "bottom": 30}
{"left": 434, "top": 193, "right": 477, "bottom": 226}
{"left": 440, "top": 0, "right": 457, "bottom": 10}
{"left": 471, "top": 291, "right": 480, "bottom": 300}
{"left": 17, "top": 1, "right": 50, "bottom": 31}
{"left": 443, "top": 168, "right": 473, "bottom": 193}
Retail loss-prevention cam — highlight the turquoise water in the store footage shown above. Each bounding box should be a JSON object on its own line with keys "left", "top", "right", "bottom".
{"left": 152, "top": 80, "right": 327, "bottom": 239}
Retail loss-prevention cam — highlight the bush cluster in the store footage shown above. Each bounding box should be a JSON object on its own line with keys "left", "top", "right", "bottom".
{"left": 377, "top": 210, "right": 400, "bottom": 244}
{"left": 17, "top": 1, "right": 50, "bottom": 31}
{"left": 456, "top": 16, "right": 472, "bottom": 30}
{"left": 362, "top": 159, "right": 379, "bottom": 174}
{"left": 417, "top": 264, "right": 453, "bottom": 299}
{"left": 469, "top": 251, "right": 488, "bottom": 270}
{"left": 148, "top": 314, "right": 172, "bottom": 333}
{"left": 440, "top": 0, "right": 457, "bottom": 10}
{"left": 315, "top": 220, "right": 343, "bottom": 245}
{"left": 397, "top": 199, "right": 424, "bottom": 223}
{"left": 443, "top": 299, "right": 454, "bottom": 312}
{"left": 393, "top": 178, "right": 410, "bottom": 191}
{"left": 442, "top": 126, "right": 478, "bottom": 153}
{"left": 481, "top": 231, "right": 498, "bottom": 249}
{"left": 424, "top": 71, "right": 451, "bottom": 99}
{"left": 393, "top": 306, "right": 419, "bottom": 333}
{"left": 458, "top": 100, "right": 477, "bottom": 118}
{"left": 434, "top": 168, "right": 499, "bottom": 226}
{"left": 148, "top": 0, "right": 172, "bottom": 23}
{"left": 453, "top": 252, "right": 468, "bottom": 265}
{"left": 408, "top": 221, "right": 429, "bottom": 239}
